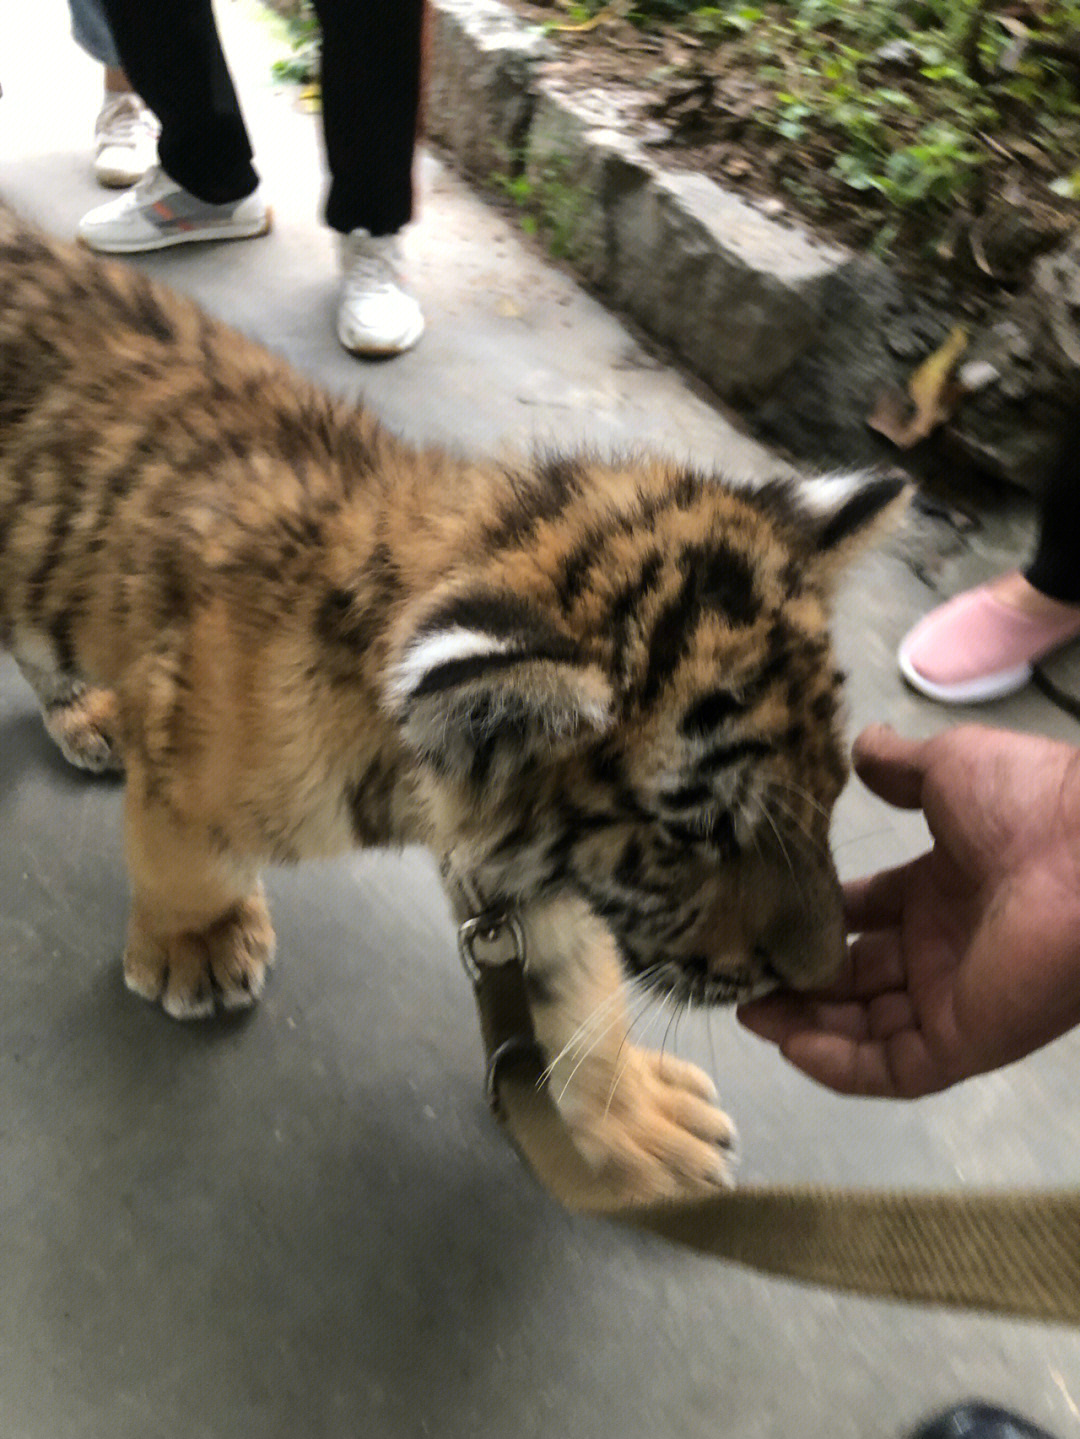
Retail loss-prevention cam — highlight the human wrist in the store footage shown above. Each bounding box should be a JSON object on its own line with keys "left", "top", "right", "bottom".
{"left": 1062, "top": 748, "right": 1080, "bottom": 843}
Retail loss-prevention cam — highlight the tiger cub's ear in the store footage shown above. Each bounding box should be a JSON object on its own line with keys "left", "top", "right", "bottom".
{"left": 796, "top": 470, "right": 911, "bottom": 572}
{"left": 384, "top": 587, "right": 613, "bottom": 778}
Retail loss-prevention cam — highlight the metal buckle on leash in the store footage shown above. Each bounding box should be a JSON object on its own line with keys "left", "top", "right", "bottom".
{"left": 457, "top": 909, "right": 527, "bottom": 984}
{"left": 456, "top": 907, "right": 540, "bottom": 1116}
{"left": 484, "top": 1036, "right": 544, "bottom": 1115}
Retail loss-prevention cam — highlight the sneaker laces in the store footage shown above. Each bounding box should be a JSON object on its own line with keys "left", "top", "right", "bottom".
{"left": 96, "top": 92, "right": 156, "bottom": 148}
{"left": 340, "top": 232, "right": 405, "bottom": 299}
{"left": 128, "top": 165, "right": 175, "bottom": 204}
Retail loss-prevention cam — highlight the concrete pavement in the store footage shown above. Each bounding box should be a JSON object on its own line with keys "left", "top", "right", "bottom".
{"left": 3, "top": 4, "right": 1080, "bottom": 1438}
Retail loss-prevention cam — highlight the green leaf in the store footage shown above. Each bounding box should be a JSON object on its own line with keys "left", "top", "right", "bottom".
{"left": 1050, "top": 170, "right": 1080, "bottom": 199}
{"left": 873, "top": 87, "right": 916, "bottom": 109}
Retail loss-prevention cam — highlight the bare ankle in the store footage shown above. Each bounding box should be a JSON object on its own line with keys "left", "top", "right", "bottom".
{"left": 988, "top": 571, "right": 1080, "bottom": 620}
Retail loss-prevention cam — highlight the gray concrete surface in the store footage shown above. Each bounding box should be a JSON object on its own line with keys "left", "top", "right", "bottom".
{"left": 3, "top": 4, "right": 1080, "bottom": 1438}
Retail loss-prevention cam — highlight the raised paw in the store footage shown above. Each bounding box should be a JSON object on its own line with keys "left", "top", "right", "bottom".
{"left": 558, "top": 1045, "right": 738, "bottom": 1208}
{"left": 123, "top": 891, "right": 276, "bottom": 1019}
{"left": 43, "top": 686, "right": 122, "bottom": 773}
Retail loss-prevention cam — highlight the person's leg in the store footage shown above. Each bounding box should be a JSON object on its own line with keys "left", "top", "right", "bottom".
{"left": 311, "top": 0, "right": 424, "bottom": 237}
{"left": 69, "top": 0, "right": 122, "bottom": 68}
{"left": 898, "top": 420, "right": 1080, "bottom": 704}
{"left": 69, "top": 0, "right": 159, "bottom": 188}
{"left": 77, "top": 0, "right": 269, "bottom": 252}
{"left": 97, "top": 0, "right": 257, "bottom": 203}
{"left": 1024, "top": 415, "right": 1080, "bottom": 603}
{"left": 312, "top": 0, "right": 426, "bottom": 356}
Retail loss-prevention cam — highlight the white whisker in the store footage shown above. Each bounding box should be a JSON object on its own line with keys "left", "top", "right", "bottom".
{"left": 769, "top": 790, "right": 825, "bottom": 858}
{"left": 607, "top": 979, "right": 658, "bottom": 1079}
{"left": 755, "top": 794, "right": 814, "bottom": 912}
{"left": 760, "top": 798, "right": 796, "bottom": 883}
{"left": 553, "top": 975, "right": 657, "bottom": 1105}
{"left": 659, "top": 988, "right": 682, "bottom": 1061}
{"left": 602, "top": 984, "right": 663, "bottom": 1118}
{"left": 833, "top": 828, "right": 893, "bottom": 851}
{"left": 540, "top": 975, "right": 643, "bottom": 1083}
{"left": 768, "top": 775, "right": 830, "bottom": 822}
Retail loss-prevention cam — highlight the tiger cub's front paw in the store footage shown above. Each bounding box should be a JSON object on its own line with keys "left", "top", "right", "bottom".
{"left": 124, "top": 891, "right": 276, "bottom": 1019}
{"left": 561, "top": 1046, "right": 737, "bottom": 1207}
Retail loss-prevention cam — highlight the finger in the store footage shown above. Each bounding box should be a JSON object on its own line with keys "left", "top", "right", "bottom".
{"left": 866, "top": 988, "right": 916, "bottom": 1040}
{"left": 843, "top": 862, "right": 913, "bottom": 934}
{"left": 785, "top": 1024, "right": 945, "bottom": 1097}
{"left": 848, "top": 930, "right": 906, "bottom": 998}
{"left": 829, "top": 930, "right": 906, "bottom": 1000}
{"left": 851, "top": 724, "right": 929, "bottom": 810}
{"left": 737, "top": 994, "right": 870, "bottom": 1046}
{"left": 737, "top": 993, "right": 899, "bottom": 1093}
{"left": 779, "top": 1032, "right": 901, "bottom": 1097}
{"left": 738, "top": 931, "right": 904, "bottom": 1022}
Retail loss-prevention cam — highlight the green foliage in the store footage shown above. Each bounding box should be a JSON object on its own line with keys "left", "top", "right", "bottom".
{"left": 548, "top": 0, "right": 1080, "bottom": 232}
{"left": 269, "top": 6, "right": 321, "bottom": 84}
{"left": 1051, "top": 168, "right": 1080, "bottom": 198}
{"left": 492, "top": 156, "right": 590, "bottom": 256}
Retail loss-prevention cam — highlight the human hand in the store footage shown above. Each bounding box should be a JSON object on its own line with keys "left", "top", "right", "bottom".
{"left": 738, "top": 723, "right": 1080, "bottom": 1097}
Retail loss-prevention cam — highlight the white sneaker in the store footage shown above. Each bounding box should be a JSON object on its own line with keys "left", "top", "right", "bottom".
{"left": 77, "top": 165, "right": 272, "bottom": 253}
{"left": 93, "top": 91, "right": 159, "bottom": 188}
{"left": 337, "top": 229, "right": 425, "bottom": 357}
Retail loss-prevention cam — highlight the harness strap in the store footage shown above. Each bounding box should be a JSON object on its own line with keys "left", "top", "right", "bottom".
{"left": 447, "top": 876, "right": 1080, "bottom": 1324}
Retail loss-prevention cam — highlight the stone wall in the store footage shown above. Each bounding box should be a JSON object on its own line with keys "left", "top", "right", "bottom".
{"left": 422, "top": 0, "right": 1079, "bottom": 489}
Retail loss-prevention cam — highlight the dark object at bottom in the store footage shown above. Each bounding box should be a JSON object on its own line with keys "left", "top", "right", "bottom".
{"left": 912, "top": 1403, "right": 1059, "bottom": 1439}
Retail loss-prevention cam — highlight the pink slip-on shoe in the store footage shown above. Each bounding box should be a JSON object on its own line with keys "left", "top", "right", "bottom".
{"left": 898, "top": 574, "right": 1080, "bottom": 704}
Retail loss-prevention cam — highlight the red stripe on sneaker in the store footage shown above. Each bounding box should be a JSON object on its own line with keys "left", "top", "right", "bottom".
{"left": 151, "top": 201, "right": 195, "bottom": 233}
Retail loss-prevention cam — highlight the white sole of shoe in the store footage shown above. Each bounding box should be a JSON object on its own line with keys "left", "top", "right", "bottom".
{"left": 337, "top": 312, "right": 425, "bottom": 358}
{"left": 897, "top": 638, "right": 1033, "bottom": 705}
{"left": 94, "top": 169, "right": 147, "bottom": 189}
{"left": 77, "top": 207, "right": 273, "bottom": 254}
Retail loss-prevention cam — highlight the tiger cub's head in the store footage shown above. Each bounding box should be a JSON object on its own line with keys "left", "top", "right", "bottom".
{"left": 386, "top": 460, "right": 906, "bottom": 1004}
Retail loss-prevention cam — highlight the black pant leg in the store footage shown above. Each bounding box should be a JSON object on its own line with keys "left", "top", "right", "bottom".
{"left": 310, "top": 0, "right": 424, "bottom": 236}
{"left": 1024, "top": 415, "right": 1080, "bottom": 604}
{"left": 99, "top": 0, "right": 259, "bottom": 203}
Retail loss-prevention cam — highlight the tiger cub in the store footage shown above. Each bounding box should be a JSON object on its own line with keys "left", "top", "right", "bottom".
{"left": 0, "top": 206, "right": 905, "bottom": 1205}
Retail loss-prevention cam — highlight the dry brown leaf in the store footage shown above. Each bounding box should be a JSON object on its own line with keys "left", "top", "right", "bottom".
{"left": 1006, "top": 138, "right": 1053, "bottom": 171}
{"left": 549, "top": 0, "right": 626, "bottom": 32}
{"left": 868, "top": 383, "right": 919, "bottom": 446}
{"left": 909, "top": 325, "right": 968, "bottom": 408}
{"left": 868, "top": 326, "right": 968, "bottom": 448}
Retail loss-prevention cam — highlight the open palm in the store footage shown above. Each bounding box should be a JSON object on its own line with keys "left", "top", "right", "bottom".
{"left": 738, "top": 723, "right": 1080, "bottom": 1097}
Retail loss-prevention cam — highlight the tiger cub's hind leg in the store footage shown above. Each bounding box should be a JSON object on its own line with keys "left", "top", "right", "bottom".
{"left": 14, "top": 652, "right": 123, "bottom": 774}
{"left": 123, "top": 757, "right": 276, "bottom": 1019}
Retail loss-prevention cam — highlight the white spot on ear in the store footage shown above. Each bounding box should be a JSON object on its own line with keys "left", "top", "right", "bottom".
{"left": 797, "top": 470, "right": 875, "bottom": 519}
{"left": 390, "top": 628, "right": 512, "bottom": 703}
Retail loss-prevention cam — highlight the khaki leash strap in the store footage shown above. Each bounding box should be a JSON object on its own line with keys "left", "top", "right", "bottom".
{"left": 451, "top": 885, "right": 1080, "bottom": 1323}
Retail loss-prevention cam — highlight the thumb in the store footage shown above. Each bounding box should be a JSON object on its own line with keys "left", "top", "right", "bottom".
{"left": 851, "top": 724, "right": 929, "bottom": 810}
